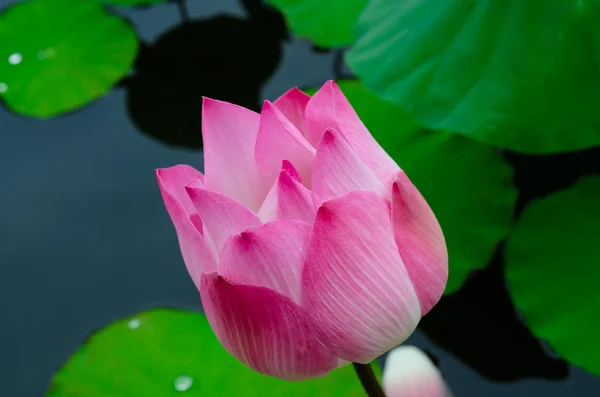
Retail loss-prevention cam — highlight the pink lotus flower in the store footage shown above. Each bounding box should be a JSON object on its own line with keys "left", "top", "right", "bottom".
{"left": 383, "top": 346, "right": 452, "bottom": 397}
{"left": 156, "top": 80, "right": 448, "bottom": 380}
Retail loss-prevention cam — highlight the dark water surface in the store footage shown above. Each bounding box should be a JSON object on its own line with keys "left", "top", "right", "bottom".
{"left": 1, "top": 1, "right": 599, "bottom": 396}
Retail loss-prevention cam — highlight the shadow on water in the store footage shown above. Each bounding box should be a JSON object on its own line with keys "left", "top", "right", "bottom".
{"left": 419, "top": 247, "right": 569, "bottom": 382}
{"left": 420, "top": 146, "right": 600, "bottom": 382}
{"left": 123, "top": 0, "right": 287, "bottom": 149}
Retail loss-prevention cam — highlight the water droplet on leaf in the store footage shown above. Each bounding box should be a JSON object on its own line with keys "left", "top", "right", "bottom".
{"left": 127, "top": 318, "right": 141, "bottom": 329}
{"left": 8, "top": 53, "right": 22, "bottom": 65}
{"left": 174, "top": 375, "right": 193, "bottom": 392}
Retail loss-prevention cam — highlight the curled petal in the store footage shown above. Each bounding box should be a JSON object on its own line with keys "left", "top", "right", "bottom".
{"left": 305, "top": 80, "right": 399, "bottom": 183}
{"left": 280, "top": 158, "right": 302, "bottom": 182}
{"left": 200, "top": 273, "right": 338, "bottom": 380}
{"left": 156, "top": 166, "right": 216, "bottom": 284}
{"left": 383, "top": 346, "right": 451, "bottom": 397}
{"left": 257, "top": 161, "right": 314, "bottom": 223}
{"left": 302, "top": 190, "right": 421, "bottom": 363}
{"left": 185, "top": 185, "right": 261, "bottom": 257}
{"left": 220, "top": 220, "right": 311, "bottom": 302}
{"left": 277, "top": 165, "right": 316, "bottom": 223}
{"left": 255, "top": 101, "right": 316, "bottom": 189}
{"left": 392, "top": 171, "right": 448, "bottom": 315}
{"left": 312, "top": 129, "right": 387, "bottom": 205}
{"left": 202, "top": 98, "right": 264, "bottom": 211}
{"left": 273, "top": 87, "right": 311, "bottom": 137}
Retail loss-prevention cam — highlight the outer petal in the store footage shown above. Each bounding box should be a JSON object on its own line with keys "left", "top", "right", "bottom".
{"left": 304, "top": 80, "right": 400, "bottom": 183}
{"left": 392, "top": 171, "right": 448, "bottom": 315}
{"left": 383, "top": 346, "right": 451, "bottom": 397}
{"left": 185, "top": 185, "right": 261, "bottom": 258}
{"left": 220, "top": 220, "right": 311, "bottom": 303}
{"left": 200, "top": 273, "right": 338, "bottom": 380}
{"left": 202, "top": 98, "right": 264, "bottom": 211}
{"left": 156, "top": 165, "right": 204, "bottom": 218}
{"left": 311, "top": 129, "right": 387, "bottom": 205}
{"left": 273, "top": 87, "right": 311, "bottom": 137}
{"left": 156, "top": 166, "right": 216, "bottom": 285}
{"left": 302, "top": 190, "right": 421, "bottom": 363}
{"left": 255, "top": 101, "right": 316, "bottom": 189}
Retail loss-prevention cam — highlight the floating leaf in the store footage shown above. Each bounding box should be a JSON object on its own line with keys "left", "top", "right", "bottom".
{"left": 266, "top": 0, "right": 367, "bottom": 47}
{"left": 505, "top": 176, "right": 600, "bottom": 375}
{"left": 47, "top": 308, "right": 374, "bottom": 396}
{"left": 304, "top": 80, "right": 517, "bottom": 293}
{"left": 346, "top": 0, "right": 600, "bottom": 154}
{"left": 0, "top": 0, "right": 138, "bottom": 118}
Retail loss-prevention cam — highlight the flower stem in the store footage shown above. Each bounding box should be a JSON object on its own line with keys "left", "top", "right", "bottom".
{"left": 353, "top": 362, "right": 386, "bottom": 397}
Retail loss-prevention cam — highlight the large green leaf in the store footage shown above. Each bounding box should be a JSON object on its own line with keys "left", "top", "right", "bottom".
{"left": 304, "top": 80, "right": 517, "bottom": 293}
{"left": 0, "top": 0, "right": 138, "bottom": 118}
{"left": 346, "top": 0, "right": 600, "bottom": 154}
{"left": 47, "top": 308, "right": 374, "bottom": 396}
{"left": 266, "top": 0, "right": 367, "bottom": 47}
{"left": 505, "top": 176, "right": 600, "bottom": 375}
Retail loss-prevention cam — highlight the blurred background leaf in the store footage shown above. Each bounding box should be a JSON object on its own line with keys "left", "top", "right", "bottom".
{"left": 506, "top": 176, "right": 600, "bottom": 376}
{"left": 304, "top": 80, "right": 517, "bottom": 294}
{"left": 124, "top": 0, "right": 286, "bottom": 149}
{"left": 266, "top": 0, "right": 367, "bottom": 47}
{"left": 0, "top": 0, "right": 138, "bottom": 118}
{"left": 346, "top": 0, "right": 600, "bottom": 154}
{"left": 47, "top": 308, "right": 375, "bottom": 396}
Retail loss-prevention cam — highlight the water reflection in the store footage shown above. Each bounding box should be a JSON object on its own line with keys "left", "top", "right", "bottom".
{"left": 37, "top": 48, "right": 55, "bottom": 60}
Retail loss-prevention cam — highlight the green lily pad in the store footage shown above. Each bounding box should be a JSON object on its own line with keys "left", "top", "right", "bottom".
{"left": 47, "top": 308, "right": 374, "bottom": 396}
{"left": 266, "top": 0, "right": 367, "bottom": 47}
{"left": 505, "top": 176, "right": 600, "bottom": 375}
{"left": 0, "top": 0, "right": 138, "bottom": 118}
{"left": 104, "top": 0, "right": 166, "bottom": 6}
{"left": 304, "top": 80, "right": 517, "bottom": 293}
{"left": 346, "top": 0, "right": 600, "bottom": 154}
